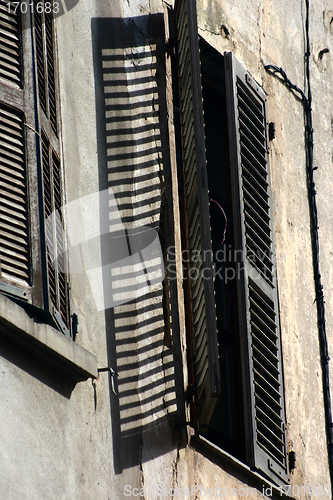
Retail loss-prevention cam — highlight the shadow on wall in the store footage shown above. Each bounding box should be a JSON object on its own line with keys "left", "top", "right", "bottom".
{"left": 92, "top": 15, "right": 185, "bottom": 474}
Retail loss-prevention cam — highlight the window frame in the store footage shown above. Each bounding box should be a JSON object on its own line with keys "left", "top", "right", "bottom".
{"left": 173, "top": 0, "right": 289, "bottom": 487}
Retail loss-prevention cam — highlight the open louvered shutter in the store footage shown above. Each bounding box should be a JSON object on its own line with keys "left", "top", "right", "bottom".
{"left": 33, "top": 4, "right": 70, "bottom": 335}
{"left": 175, "top": 0, "right": 221, "bottom": 430}
{"left": 41, "top": 132, "right": 69, "bottom": 333}
{"left": 225, "top": 52, "right": 288, "bottom": 484}
{"left": 0, "top": 2, "right": 69, "bottom": 333}
{"left": 33, "top": 1, "right": 58, "bottom": 135}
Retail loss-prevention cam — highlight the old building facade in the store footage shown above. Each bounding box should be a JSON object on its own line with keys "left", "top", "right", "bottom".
{"left": 0, "top": 0, "right": 332, "bottom": 498}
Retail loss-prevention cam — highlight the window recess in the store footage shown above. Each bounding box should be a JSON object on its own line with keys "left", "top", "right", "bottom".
{"left": 173, "top": 0, "right": 288, "bottom": 486}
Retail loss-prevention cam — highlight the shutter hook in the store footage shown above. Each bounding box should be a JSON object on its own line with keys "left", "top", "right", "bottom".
{"left": 97, "top": 367, "right": 118, "bottom": 395}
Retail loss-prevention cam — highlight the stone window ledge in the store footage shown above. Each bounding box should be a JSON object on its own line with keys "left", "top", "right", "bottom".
{"left": 0, "top": 294, "right": 97, "bottom": 382}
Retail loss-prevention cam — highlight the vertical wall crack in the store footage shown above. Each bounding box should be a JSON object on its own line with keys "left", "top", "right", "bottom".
{"left": 139, "top": 436, "right": 145, "bottom": 499}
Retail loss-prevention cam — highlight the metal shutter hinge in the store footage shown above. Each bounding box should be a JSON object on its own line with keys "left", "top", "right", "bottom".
{"left": 288, "top": 451, "right": 296, "bottom": 471}
{"left": 166, "top": 38, "right": 175, "bottom": 56}
{"left": 269, "top": 122, "right": 276, "bottom": 141}
{"left": 72, "top": 313, "right": 79, "bottom": 339}
{"left": 186, "top": 384, "right": 195, "bottom": 403}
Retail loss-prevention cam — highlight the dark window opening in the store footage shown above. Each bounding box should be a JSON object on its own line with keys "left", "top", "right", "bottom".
{"left": 172, "top": 36, "right": 247, "bottom": 459}
{"left": 201, "top": 61, "right": 246, "bottom": 461}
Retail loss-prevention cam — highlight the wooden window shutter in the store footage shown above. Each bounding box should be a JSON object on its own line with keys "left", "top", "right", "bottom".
{"left": 40, "top": 132, "right": 69, "bottom": 332}
{"left": 32, "top": 4, "right": 70, "bottom": 335}
{"left": 0, "top": 2, "right": 69, "bottom": 334}
{"left": 175, "top": 0, "right": 221, "bottom": 430}
{"left": 33, "top": 2, "right": 58, "bottom": 135}
{"left": 225, "top": 52, "right": 288, "bottom": 484}
{"left": 0, "top": 2, "right": 26, "bottom": 290}
{"left": 0, "top": 2, "right": 42, "bottom": 303}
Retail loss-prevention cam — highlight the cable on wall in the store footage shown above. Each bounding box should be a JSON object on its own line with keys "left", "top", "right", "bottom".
{"left": 265, "top": 0, "right": 333, "bottom": 486}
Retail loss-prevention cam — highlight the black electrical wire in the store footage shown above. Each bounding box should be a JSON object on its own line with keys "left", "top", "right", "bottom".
{"left": 265, "top": 0, "right": 333, "bottom": 488}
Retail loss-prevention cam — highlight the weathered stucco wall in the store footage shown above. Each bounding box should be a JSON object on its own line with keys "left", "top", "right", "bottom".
{"left": 0, "top": 0, "right": 332, "bottom": 498}
{"left": 57, "top": 0, "right": 183, "bottom": 498}
{"left": 1, "top": 0, "right": 182, "bottom": 498}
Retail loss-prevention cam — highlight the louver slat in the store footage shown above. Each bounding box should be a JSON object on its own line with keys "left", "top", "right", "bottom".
{"left": 0, "top": 104, "right": 30, "bottom": 283}
{"left": 225, "top": 52, "right": 288, "bottom": 484}
{"left": 0, "top": 0, "right": 22, "bottom": 85}
{"left": 175, "top": 0, "right": 221, "bottom": 429}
